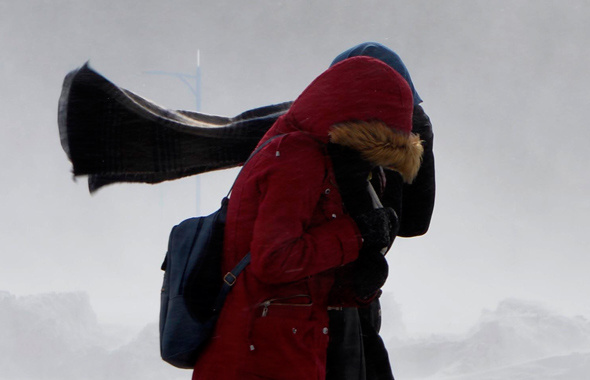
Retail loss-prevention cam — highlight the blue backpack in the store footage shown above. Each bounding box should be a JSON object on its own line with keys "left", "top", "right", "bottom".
{"left": 159, "top": 198, "right": 250, "bottom": 368}
{"left": 159, "top": 136, "right": 280, "bottom": 369}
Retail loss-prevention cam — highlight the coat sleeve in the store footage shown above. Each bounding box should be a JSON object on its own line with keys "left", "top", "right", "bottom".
{"left": 376, "top": 105, "right": 435, "bottom": 237}
{"left": 248, "top": 135, "right": 362, "bottom": 284}
{"left": 399, "top": 105, "right": 435, "bottom": 236}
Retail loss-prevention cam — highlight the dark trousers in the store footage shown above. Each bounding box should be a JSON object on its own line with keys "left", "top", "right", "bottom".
{"left": 326, "top": 300, "right": 394, "bottom": 380}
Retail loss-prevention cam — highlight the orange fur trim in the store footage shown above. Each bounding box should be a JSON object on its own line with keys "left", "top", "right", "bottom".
{"left": 329, "top": 121, "right": 424, "bottom": 183}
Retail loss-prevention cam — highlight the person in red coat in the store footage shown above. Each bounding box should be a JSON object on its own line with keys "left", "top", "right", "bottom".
{"left": 192, "top": 56, "right": 423, "bottom": 380}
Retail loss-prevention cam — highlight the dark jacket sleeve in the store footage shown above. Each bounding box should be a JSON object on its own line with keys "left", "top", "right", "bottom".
{"left": 376, "top": 105, "right": 435, "bottom": 237}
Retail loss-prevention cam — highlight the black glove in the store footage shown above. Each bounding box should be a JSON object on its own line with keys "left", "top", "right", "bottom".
{"left": 353, "top": 250, "right": 388, "bottom": 300}
{"left": 353, "top": 207, "right": 399, "bottom": 252}
{"left": 350, "top": 208, "right": 397, "bottom": 300}
{"left": 412, "top": 105, "right": 433, "bottom": 142}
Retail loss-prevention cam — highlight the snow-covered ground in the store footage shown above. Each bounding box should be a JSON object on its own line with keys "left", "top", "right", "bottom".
{"left": 0, "top": 291, "right": 185, "bottom": 380}
{"left": 2, "top": 290, "right": 589, "bottom": 380}
{"left": 382, "top": 296, "right": 590, "bottom": 379}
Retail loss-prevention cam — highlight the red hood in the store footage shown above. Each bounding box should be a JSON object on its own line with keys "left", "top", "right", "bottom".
{"left": 263, "top": 56, "right": 414, "bottom": 143}
{"left": 258, "top": 57, "right": 423, "bottom": 183}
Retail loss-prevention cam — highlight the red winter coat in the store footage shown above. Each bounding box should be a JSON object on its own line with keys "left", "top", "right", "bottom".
{"left": 193, "top": 57, "right": 420, "bottom": 380}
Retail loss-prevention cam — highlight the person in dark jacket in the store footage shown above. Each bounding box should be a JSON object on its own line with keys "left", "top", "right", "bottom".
{"left": 325, "top": 42, "right": 435, "bottom": 380}
{"left": 192, "top": 56, "right": 422, "bottom": 380}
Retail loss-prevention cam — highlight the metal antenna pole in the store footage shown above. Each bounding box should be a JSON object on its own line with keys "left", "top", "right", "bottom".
{"left": 195, "top": 50, "right": 202, "bottom": 215}
{"left": 196, "top": 50, "right": 202, "bottom": 112}
{"left": 144, "top": 50, "right": 203, "bottom": 215}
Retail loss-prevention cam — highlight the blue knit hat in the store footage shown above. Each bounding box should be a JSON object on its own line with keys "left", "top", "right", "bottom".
{"left": 330, "top": 42, "right": 423, "bottom": 105}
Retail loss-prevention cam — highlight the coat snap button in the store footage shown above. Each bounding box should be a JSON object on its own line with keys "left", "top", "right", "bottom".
{"left": 324, "top": 188, "right": 331, "bottom": 195}
{"left": 249, "top": 345, "right": 256, "bottom": 351}
{"left": 292, "top": 328, "right": 297, "bottom": 334}
{"left": 331, "top": 214, "right": 337, "bottom": 219}
{"left": 322, "top": 327, "right": 329, "bottom": 335}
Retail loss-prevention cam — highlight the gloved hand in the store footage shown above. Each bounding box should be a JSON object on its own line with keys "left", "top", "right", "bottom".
{"left": 353, "top": 207, "right": 399, "bottom": 252}
{"left": 353, "top": 249, "right": 389, "bottom": 301}
{"left": 331, "top": 248, "right": 389, "bottom": 303}
{"left": 349, "top": 207, "right": 398, "bottom": 300}
{"left": 412, "top": 105, "right": 433, "bottom": 142}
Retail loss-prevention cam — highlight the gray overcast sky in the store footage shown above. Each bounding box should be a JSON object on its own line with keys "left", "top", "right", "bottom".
{"left": 1, "top": 0, "right": 589, "bottom": 334}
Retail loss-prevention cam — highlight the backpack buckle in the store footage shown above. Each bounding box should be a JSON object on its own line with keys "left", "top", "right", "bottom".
{"left": 223, "top": 272, "right": 237, "bottom": 286}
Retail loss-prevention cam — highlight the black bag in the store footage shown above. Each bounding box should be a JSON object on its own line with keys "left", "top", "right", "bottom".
{"left": 159, "top": 198, "right": 250, "bottom": 368}
{"left": 159, "top": 135, "right": 281, "bottom": 369}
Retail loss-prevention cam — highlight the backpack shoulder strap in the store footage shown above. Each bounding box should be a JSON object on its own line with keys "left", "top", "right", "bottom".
{"left": 212, "top": 253, "right": 251, "bottom": 313}
{"left": 215, "top": 135, "right": 284, "bottom": 300}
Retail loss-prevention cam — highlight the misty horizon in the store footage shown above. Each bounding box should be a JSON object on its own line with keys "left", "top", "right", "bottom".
{"left": 2, "top": 1, "right": 589, "bottom": 379}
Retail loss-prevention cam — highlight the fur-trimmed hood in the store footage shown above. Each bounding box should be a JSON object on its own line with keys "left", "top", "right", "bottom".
{"left": 330, "top": 120, "right": 423, "bottom": 183}
{"left": 260, "top": 56, "right": 423, "bottom": 183}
